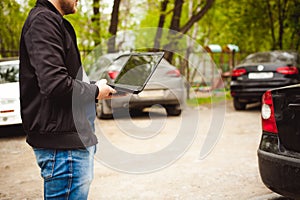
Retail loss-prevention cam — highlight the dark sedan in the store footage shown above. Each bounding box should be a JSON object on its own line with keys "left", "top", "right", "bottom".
{"left": 230, "top": 51, "right": 300, "bottom": 110}
{"left": 258, "top": 84, "right": 300, "bottom": 199}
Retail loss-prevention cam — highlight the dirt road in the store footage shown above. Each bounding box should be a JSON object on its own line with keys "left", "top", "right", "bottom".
{"left": 0, "top": 100, "right": 286, "bottom": 200}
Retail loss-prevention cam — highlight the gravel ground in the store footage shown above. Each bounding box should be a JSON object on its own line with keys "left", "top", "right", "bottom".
{"left": 0, "top": 100, "right": 286, "bottom": 200}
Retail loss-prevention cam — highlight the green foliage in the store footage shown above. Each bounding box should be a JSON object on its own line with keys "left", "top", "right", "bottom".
{"left": 0, "top": 0, "right": 27, "bottom": 57}
{"left": 65, "top": 6, "right": 95, "bottom": 51}
{"left": 1, "top": 0, "right": 299, "bottom": 58}
{"left": 197, "top": 0, "right": 300, "bottom": 53}
{"left": 65, "top": 1, "right": 111, "bottom": 56}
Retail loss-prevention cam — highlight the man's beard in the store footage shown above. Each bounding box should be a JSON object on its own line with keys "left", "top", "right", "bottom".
{"left": 60, "top": 0, "right": 77, "bottom": 15}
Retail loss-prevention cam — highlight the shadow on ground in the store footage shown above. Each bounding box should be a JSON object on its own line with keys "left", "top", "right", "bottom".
{"left": 0, "top": 124, "right": 25, "bottom": 137}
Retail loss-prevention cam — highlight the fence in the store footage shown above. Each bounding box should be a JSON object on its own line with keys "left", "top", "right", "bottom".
{"left": 0, "top": 50, "right": 19, "bottom": 58}
{"left": 0, "top": 49, "right": 94, "bottom": 60}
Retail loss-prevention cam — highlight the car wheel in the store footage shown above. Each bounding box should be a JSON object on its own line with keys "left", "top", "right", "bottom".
{"left": 165, "top": 105, "right": 182, "bottom": 116}
{"left": 130, "top": 108, "right": 144, "bottom": 116}
{"left": 233, "top": 98, "right": 246, "bottom": 110}
{"left": 96, "top": 101, "right": 113, "bottom": 119}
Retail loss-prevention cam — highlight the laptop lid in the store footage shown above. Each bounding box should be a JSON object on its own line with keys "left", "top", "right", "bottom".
{"left": 108, "top": 52, "right": 164, "bottom": 94}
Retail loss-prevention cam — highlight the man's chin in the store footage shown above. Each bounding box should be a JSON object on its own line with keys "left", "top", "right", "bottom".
{"left": 65, "top": 8, "right": 77, "bottom": 15}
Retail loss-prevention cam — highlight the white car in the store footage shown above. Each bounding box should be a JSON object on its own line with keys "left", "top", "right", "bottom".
{"left": 0, "top": 59, "right": 22, "bottom": 127}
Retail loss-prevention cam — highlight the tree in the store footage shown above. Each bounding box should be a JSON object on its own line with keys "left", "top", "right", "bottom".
{"left": 154, "top": 0, "right": 170, "bottom": 49}
{"left": 159, "top": 0, "right": 215, "bottom": 62}
{"left": 180, "top": 0, "right": 215, "bottom": 35}
{"left": 92, "top": 0, "right": 101, "bottom": 46}
{"left": 288, "top": 0, "right": 300, "bottom": 50}
{"left": 0, "top": 0, "right": 26, "bottom": 57}
{"left": 107, "top": 0, "right": 121, "bottom": 53}
{"left": 208, "top": 0, "right": 300, "bottom": 54}
{"left": 265, "top": 0, "right": 290, "bottom": 50}
{"left": 2, "top": 0, "right": 299, "bottom": 59}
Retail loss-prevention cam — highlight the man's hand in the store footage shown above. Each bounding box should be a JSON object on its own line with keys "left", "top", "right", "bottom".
{"left": 96, "top": 79, "right": 116, "bottom": 99}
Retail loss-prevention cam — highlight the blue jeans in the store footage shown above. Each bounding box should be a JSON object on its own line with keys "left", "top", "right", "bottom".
{"left": 33, "top": 145, "right": 96, "bottom": 200}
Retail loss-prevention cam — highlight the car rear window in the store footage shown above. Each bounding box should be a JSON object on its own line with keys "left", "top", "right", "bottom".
{"left": 0, "top": 61, "right": 19, "bottom": 83}
{"left": 242, "top": 51, "right": 298, "bottom": 65}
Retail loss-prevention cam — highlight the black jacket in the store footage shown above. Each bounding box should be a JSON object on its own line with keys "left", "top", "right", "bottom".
{"left": 19, "top": 0, "right": 98, "bottom": 149}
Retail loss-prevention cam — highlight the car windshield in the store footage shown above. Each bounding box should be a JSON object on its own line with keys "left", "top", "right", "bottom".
{"left": 0, "top": 61, "right": 19, "bottom": 83}
{"left": 242, "top": 52, "right": 298, "bottom": 64}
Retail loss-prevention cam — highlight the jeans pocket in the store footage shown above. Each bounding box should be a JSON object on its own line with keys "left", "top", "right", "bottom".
{"left": 88, "top": 145, "right": 96, "bottom": 154}
{"left": 33, "top": 148, "right": 56, "bottom": 180}
{"left": 77, "top": 145, "right": 96, "bottom": 154}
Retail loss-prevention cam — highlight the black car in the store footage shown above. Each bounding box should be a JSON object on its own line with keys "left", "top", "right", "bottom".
{"left": 230, "top": 51, "right": 300, "bottom": 110}
{"left": 258, "top": 84, "right": 300, "bottom": 199}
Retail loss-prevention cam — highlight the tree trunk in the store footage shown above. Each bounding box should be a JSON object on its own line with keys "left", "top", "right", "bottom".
{"left": 164, "top": 0, "right": 215, "bottom": 63}
{"left": 154, "top": 0, "right": 169, "bottom": 50}
{"left": 164, "top": 0, "right": 183, "bottom": 62}
{"left": 108, "top": 0, "right": 121, "bottom": 53}
{"left": 92, "top": 0, "right": 101, "bottom": 46}
{"left": 277, "top": 0, "right": 288, "bottom": 49}
{"left": 180, "top": 0, "right": 215, "bottom": 34}
{"left": 265, "top": 0, "right": 276, "bottom": 49}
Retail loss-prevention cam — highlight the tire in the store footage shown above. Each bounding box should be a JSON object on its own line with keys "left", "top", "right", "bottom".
{"left": 165, "top": 105, "right": 182, "bottom": 116}
{"left": 130, "top": 108, "right": 144, "bottom": 116}
{"left": 96, "top": 101, "right": 113, "bottom": 119}
{"left": 233, "top": 98, "right": 246, "bottom": 110}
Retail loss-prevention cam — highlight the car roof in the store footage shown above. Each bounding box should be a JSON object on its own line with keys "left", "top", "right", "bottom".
{"left": 0, "top": 59, "right": 19, "bottom": 66}
{"left": 105, "top": 53, "right": 173, "bottom": 66}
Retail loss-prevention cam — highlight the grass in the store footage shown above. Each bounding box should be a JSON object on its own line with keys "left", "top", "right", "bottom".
{"left": 186, "top": 90, "right": 232, "bottom": 107}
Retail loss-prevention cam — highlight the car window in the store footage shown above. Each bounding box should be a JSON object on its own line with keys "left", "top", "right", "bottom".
{"left": 87, "top": 54, "right": 130, "bottom": 81}
{"left": 242, "top": 52, "right": 298, "bottom": 65}
{"left": 0, "top": 61, "right": 19, "bottom": 83}
{"left": 273, "top": 52, "right": 298, "bottom": 65}
{"left": 88, "top": 56, "right": 116, "bottom": 81}
{"left": 242, "top": 53, "right": 271, "bottom": 63}
{"left": 113, "top": 55, "right": 130, "bottom": 66}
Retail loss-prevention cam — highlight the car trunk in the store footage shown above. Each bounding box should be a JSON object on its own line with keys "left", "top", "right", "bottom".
{"left": 238, "top": 63, "right": 297, "bottom": 82}
{"left": 231, "top": 63, "right": 300, "bottom": 96}
{"left": 272, "top": 84, "right": 300, "bottom": 152}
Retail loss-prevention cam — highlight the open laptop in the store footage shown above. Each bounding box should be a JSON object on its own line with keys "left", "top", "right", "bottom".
{"left": 108, "top": 52, "right": 164, "bottom": 95}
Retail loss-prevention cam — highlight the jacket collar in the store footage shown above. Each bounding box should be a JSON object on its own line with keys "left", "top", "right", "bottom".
{"left": 36, "top": 0, "right": 62, "bottom": 16}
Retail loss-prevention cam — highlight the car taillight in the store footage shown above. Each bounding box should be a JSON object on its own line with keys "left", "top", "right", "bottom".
{"left": 231, "top": 68, "right": 246, "bottom": 77}
{"left": 276, "top": 66, "right": 298, "bottom": 75}
{"left": 261, "top": 90, "right": 278, "bottom": 134}
{"left": 0, "top": 110, "right": 14, "bottom": 113}
{"left": 167, "top": 69, "right": 181, "bottom": 77}
{"left": 108, "top": 71, "right": 119, "bottom": 79}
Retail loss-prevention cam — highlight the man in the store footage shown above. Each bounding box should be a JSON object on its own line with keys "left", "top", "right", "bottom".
{"left": 19, "top": 0, "right": 115, "bottom": 199}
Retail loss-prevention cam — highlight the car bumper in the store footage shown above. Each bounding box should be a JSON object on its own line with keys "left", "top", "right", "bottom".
{"left": 109, "top": 88, "right": 185, "bottom": 109}
{"left": 230, "top": 89, "right": 266, "bottom": 102}
{"left": 258, "top": 133, "right": 300, "bottom": 199}
{"left": 230, "top": 79, "right": 299, "bottom": 99}
{"left": 0, "top": 115, "right": 22, "bottom": 126}
{"left": 0, "top": 124, "right": 25, "bottom": 136}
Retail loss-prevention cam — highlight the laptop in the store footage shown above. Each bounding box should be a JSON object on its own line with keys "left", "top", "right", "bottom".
{"left": 108, "top": 52, "right": 164, "bottom": 95}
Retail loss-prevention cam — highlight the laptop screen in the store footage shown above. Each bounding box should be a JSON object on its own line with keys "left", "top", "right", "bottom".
{"left": 112, "top": 52, "right": 164, "bottom": 91}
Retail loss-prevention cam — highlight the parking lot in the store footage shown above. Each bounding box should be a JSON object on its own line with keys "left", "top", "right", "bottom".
{"left": 0, "top": 100, "right": 287, "bottom": 200}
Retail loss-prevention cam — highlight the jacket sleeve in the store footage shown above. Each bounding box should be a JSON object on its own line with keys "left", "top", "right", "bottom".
{"left": 23, "top": 11, "right": 98, "bottom": 102}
